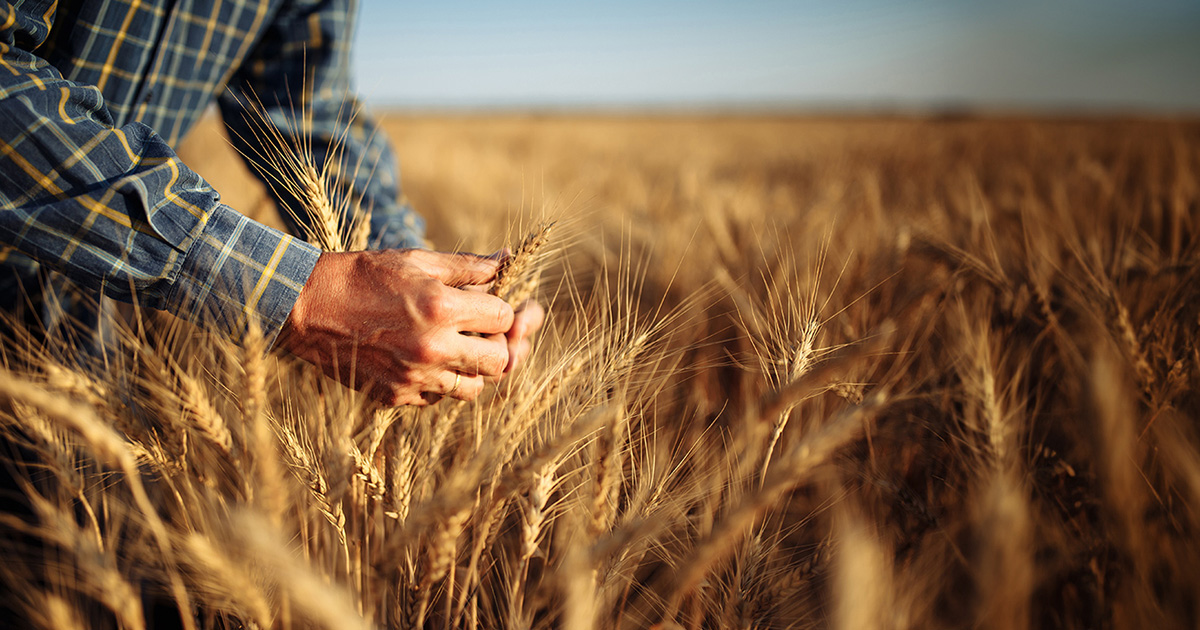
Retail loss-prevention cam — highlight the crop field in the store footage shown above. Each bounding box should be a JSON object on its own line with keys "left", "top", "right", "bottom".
{"left": 2, "top": 113, "right": 1199, "bottom": 629}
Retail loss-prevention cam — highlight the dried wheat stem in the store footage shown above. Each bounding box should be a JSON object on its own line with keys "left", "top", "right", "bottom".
{"left": 385, "top": 435, "right": 417, "bottom": 522}
{"left": 31, "top": 594, "right": 86, "bottom": 630}
{"left": 518, "top": 349, "right": 590, "bottom": 426}
{"left": 298, "top": 162, "right": 345, "bottom": 252}
{"left": 833, "top": 509, "right": 895, "bottom": 630}
{"left": 492, "top": 222, "right": 554, "bottom": 304}
{"left": 658, "top": 393, "right": 882, "bottom": 622}
{"left": 506, "top": 460, "right": 561, "bottom": 626}
{"left": 240, "top": 322, "right": 268, "bottom": 429}
{"left": 415, "top": 506, "right": 470, "bottom": 626}
{"left": 175, "top": 365, "right": 234, "bottom": 460}
{"left": 0, "top": 371, "right": 199, "bottom": 630}
{"left": 41, "top": 362, "right": 110, "bottom": 411}
{"left": 350, "top": 443, "right": 385, "bottom": 501}
{"left": 1113, "top": 298, "right": 1155, "bottom": 393}
{"left": 182, "top": 533, "right": 273, "bottom": 627}
{"left": 973, "top": 471, "right": 1033, "bottom": 630}
{"left": 238, "top": 513, "right": 373, "bottom": 630}
{"left": 454, "top": 490, "right": 509, "bottom": 623}
{"left": 278, "top": 424, "right": 345, "bottom": 538}
{"left": 590, "top": 412, "right": 629, "bottom": 538}
{"left": 425, "top": 506, "right": 470, "bottom": 586}
{"left": 349, "top": 204, "right": 373, "bottom": 251}
{"left": 428, "top": 400, "right": 464, "bottom": 470}
{"left": 521, "top": 462, "right": 557, "bottom": 563}
{"left": 241, "top": 325, "right": 286, "bottom": 522}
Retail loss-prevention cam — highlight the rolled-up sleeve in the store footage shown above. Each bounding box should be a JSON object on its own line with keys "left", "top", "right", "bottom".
{"left": 165, "top": 204, "right": 320, "bottom": 341}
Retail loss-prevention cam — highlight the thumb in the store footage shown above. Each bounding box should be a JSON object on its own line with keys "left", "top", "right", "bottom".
{"left": 423, "top": 251, "right": 501, "bottom": 287}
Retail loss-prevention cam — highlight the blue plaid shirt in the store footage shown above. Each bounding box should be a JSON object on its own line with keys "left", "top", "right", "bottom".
{"left": 0, "top": 0, "right": 425, "bottom": 341}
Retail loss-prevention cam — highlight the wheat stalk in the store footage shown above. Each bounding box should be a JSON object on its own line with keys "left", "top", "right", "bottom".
{"left": 492, "top": 222, "right": 555, "bottom": 305}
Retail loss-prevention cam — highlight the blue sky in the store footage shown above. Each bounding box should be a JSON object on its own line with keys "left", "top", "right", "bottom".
{"left": 353, "top": 0, "right": 1200, "bottom": 111}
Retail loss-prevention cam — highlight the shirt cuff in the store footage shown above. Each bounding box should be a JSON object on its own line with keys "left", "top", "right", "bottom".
{"left": 164, "top": 204, "right": 321, "bottom": 345}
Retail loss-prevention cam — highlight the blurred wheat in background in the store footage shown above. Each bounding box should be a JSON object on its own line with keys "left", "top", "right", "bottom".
{"left": 2, "top": 113, "right": 1199, "bottom": 629}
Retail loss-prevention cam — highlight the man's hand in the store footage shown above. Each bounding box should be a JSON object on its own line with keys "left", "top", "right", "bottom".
{"left": 278, "top": 249, "right": 516, "bottom": 406}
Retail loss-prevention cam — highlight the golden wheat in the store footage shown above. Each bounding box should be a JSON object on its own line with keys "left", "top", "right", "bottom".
{"left": 0, "top": 114, "right": 1197, "bottom": 630}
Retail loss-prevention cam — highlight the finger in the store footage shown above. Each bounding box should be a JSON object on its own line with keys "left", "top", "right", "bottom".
{"left": 414, "top": 250, "right": 501, "bottom": 287}
{"left": 368, "top": 380, "right": 429, "bottom": 407}
{"left": 444, "top": 287, "right": 515, "bottom": 335}
{"left": 443, "top": 331, "right": 509, "bottom": 377}
{"left": 504, "top": 301, "right": 544, "bottom": 373}
{"left": 443, "top": 371, "right": 486, "bottom": 401}
{"left": 507, "top": 300, "right": 546, "bottom": 342}
{"left": 506, "top": 337, "right": 533, "bottom": 373}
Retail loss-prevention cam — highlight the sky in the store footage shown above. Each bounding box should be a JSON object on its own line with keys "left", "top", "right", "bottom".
{"left": 353, "top": 0, "right": 1200, "bottom": 112}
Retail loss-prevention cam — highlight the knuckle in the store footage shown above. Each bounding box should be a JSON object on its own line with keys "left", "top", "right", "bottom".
{"left": 420, "top": 289, "right": 451, "bottom": 321}
{"left": 412, "top": 340, "right": 445, "bottom": 365}
{"left": 459, "top": 379, "right": 483, "bottom": 402}
{"left": 496, "top": 300, "right": 515, "bottom": 329}
{"left": 482, "top": 346, "right": 508, "bottom": 376}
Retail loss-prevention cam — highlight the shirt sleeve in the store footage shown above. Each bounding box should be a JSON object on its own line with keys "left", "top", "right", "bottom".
{"left": 218, "top": 0, "right": 427, "bottom": 252}
{"left": 0, "top": 2, "right": 321, "bottom": 343}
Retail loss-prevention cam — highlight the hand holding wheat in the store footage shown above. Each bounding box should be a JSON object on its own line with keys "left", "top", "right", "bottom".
{"left": 278, "top": 248, "right": 515, "bottom": 405}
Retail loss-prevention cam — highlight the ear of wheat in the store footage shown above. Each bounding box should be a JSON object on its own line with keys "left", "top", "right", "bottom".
{"left": 1, "top": 114, "right": 1197, "bottom": 630}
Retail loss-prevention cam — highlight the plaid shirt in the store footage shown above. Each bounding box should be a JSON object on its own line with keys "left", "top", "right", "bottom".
{"left": 0, "top": 0, "right": 424, "bottom": 341}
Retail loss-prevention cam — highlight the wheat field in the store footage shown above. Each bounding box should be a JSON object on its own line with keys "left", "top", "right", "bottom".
{"left": 1, "top": 113, "right": 1198, "bottom": 629}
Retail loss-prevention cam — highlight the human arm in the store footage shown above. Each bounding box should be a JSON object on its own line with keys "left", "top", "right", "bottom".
{"left": 0, "top": 2, "right": 319, "bottom": 341}
{"left": 217, "top": 0, "right": 545, "bottom": 385}
{"left": 0, "top": 2, "right": 526, "bottom": 407}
